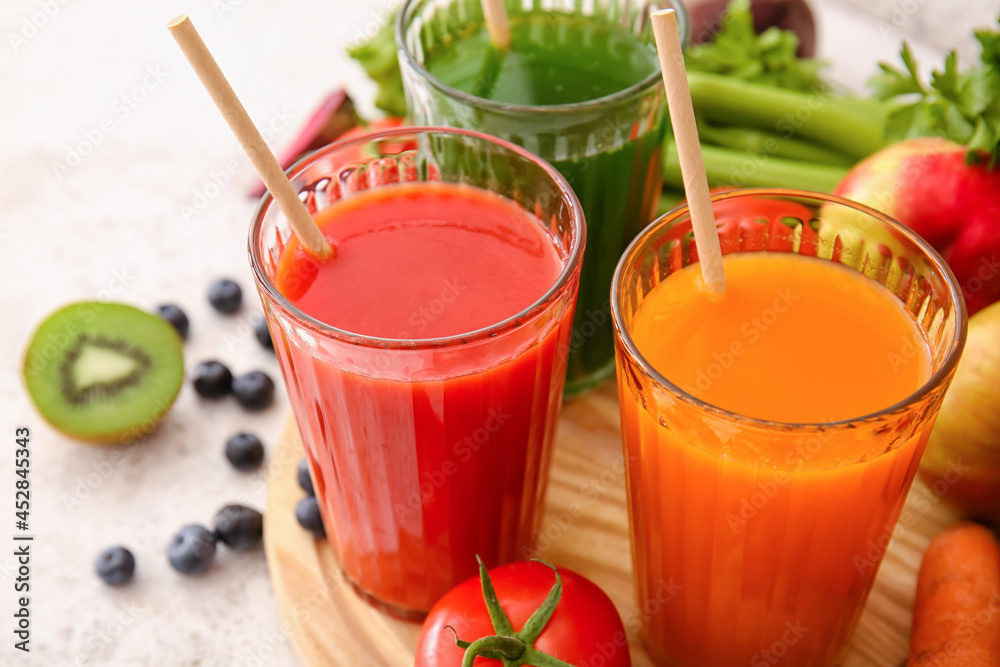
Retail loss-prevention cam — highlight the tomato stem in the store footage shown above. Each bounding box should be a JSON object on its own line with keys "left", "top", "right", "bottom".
{"left": 478, "top": 555, "right": 515, "bottom": 636}
{"left": 452, "top": 558, "right": 583, "bottom": 667}
{"left": 520, "top": 648, "right": 579, "bottom": 667}
{"left": 461, "top": 636, "right": 525, "bottom": 667}
{"left": 518, "top": 561, "right": 562, "bottom": 644}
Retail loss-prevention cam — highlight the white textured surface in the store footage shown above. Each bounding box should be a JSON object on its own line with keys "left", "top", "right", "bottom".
{"left": 834, "top": 0, "right": 997, "bottom": 63}
{"left": 0, "top": 0, "right": 969, "bottom": 665}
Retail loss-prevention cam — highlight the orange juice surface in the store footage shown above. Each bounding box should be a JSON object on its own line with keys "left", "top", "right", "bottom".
{"left": 621, "top": 252, "right": 933, "bottom": 666}
{"left": 632, "top": 253, "right": 929, "bottom": 424}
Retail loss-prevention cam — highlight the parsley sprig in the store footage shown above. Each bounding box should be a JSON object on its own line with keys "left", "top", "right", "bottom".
{"left": 870, "top": 19, "right": 1000, "bottom": 165}
{"left": 684, "top": 0, "right": 828, "bottom": 93}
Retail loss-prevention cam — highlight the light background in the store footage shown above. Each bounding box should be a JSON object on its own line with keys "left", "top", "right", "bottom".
{"left": 0, "top": 0, "right": 988, "bottom": 664}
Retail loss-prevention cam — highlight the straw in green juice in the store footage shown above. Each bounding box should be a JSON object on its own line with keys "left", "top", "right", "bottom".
{"left": 427, "top": 14, "right": 665, "bottom": 391}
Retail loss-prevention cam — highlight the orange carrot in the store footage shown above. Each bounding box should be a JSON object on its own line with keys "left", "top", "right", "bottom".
{"left": 908, "top": 521, "right": 1000, "bottom": 666}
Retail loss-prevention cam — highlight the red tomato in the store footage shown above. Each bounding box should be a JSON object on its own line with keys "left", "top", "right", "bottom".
{"left": 710, "top": 191, "right": 815, "bottom": 228}
{"left": 251, "top": 118, "right": 412, "bottom": 198}
{"left": 416, "top": 561, "right": 631, "bottom": 667}
{"left": 678, "top": 189, "right": 819, "bottom": 263}
{"left": 334, "top": 118, "right": 412, "bottom": 157}
{"left": 336, "top": 117, "right": 407, "bottom": 143}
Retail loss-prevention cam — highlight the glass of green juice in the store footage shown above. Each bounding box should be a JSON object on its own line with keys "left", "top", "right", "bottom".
{"left": 397, "top": 0, "right": 688, "bottom": 395}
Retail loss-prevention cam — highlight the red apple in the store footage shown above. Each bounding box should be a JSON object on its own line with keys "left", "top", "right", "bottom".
{"left": 834, "top": 137, "right": 1000, "bottom": 315}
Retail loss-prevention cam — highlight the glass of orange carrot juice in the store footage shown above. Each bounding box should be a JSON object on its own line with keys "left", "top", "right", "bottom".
{"left": 611, "top": 189, "right": 966, "bottom": 666}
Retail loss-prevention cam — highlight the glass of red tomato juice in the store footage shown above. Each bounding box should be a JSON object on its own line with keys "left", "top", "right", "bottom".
{"left": 611, "top": 190, "right": 966, "bottom": 665}
{"left": 249, "top": 127, "right": 585, "bottom": 619}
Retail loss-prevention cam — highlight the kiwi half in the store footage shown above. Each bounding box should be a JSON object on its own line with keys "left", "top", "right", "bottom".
{"left": 23, "top": 302, "right": 184, "bottom": 444}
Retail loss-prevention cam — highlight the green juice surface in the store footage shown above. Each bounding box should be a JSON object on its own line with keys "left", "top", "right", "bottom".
{"left": 426, "top": 15, "right": 658, "bottom": 105}
{"left": 424, "top": 13, "right": 666, "bottom": 391}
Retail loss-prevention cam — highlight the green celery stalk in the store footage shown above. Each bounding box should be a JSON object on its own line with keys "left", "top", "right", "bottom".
{"left": 687, "top": 71, "right": 889, "bottom": 160}
{"left": 664, "top": 141, "right": 848, "bottom": 193}
{"left": 696, "top": 122, "right": 856, "bottom": 167}
{"left": 658, "top": 188, "right": 687, "bottom": 216}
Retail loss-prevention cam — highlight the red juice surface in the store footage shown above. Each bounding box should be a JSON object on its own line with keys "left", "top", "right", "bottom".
{"left": 277, "top": 181, "right": 562, "bottom": 338}
{"left": 272, "top": 181, "right": 574, "bottom": 613}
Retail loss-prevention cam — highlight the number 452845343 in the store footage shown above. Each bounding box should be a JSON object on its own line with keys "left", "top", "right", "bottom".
{"left": 15, "top": 427, "right": 29, "bottom": 530}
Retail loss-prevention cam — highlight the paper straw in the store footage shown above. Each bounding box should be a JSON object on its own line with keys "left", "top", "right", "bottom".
{"left": 167, "top": 15, "right": 334, "bottom": 260}
{"left": 652, "top": 9, "right": 727, "bottom": 296}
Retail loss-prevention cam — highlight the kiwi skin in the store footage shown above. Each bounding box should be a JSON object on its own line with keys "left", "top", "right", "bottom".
{"left": 22, "top": 301, "right": 185, "bottom": 445}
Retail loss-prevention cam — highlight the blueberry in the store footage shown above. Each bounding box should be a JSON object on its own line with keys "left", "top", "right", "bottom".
{"left": 168, "top": 525, "right": 217, "bottom": 575}
{"left": 225, "top": 432, "right": 265, "bottom": 471}
{"left": 295, "top": 496, "right": 325, "bottom": 538}
{"left": 252, "top": 315, "right": 274, "bottom": 352}
{"left": 208, "top": 279, "right": 242, "bottom": 314}
{"left": 297, "top": 458, "right": 314, "bottom": 496}
{"left": 155, "top": 304, "right": 189, "bottom": 340}
{"left": 232, "top": 371, "right": 275, "bottom": 410}
{"left": 192, "top": 360, "right": 233, "bottom": 398}
{"left": 213, "top": 505, "right": 263, "bottom": 552}
{"left": 95, "top": 546, "right": 135, "bottom": 586}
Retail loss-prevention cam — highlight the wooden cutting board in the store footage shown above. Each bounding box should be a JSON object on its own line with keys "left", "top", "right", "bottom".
{"left": 264, "top": 381, "right": 959, "bottom": 666}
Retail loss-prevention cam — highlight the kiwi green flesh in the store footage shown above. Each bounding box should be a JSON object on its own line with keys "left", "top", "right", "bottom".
{"left": 23, "top": 302, "right": 184, "bottom": 443}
